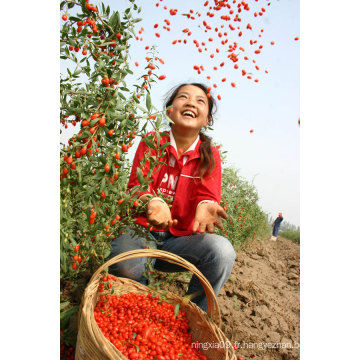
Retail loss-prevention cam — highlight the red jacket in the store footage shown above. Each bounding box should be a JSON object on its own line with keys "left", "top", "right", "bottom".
{"left": 128, "top": 131, "right": 222, "bottom": 236}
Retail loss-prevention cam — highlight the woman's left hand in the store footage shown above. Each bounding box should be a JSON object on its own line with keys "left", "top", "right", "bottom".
{"left": 192, "top": 202, "right": 228, "bottom": 233}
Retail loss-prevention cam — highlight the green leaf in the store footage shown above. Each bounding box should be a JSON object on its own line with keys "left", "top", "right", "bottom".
{"left": 160, "top": 142, "right": 170, "bottom": 150}
{"left": 174, "top": 303, "right": 180, "bottom": 317}
{"left": 136, "top": 167, "right": 143, "bottom": 184}
{"left": 104, "top": 248, "right": 111, "bottom": 258}
{"left": 77, "top": 167, "right": 82, "bottom": 184}
{"left": 98, "top": 156, "right": 107, "bottom": 165}
{"left": 136, "top": 105, "right": 147, "bottom": 113}
{"left": 68, "top": 38, "right": 76, "bottom": 47}
{"left": 132, "top": 332, "right": 137, "bottom": 339}
{"left": 155, "top": 115, "right": 162, "bottom": 128}
{"left": 165, "top": 114, "right": 174, "bottom": 124}
{"left": 109, "top": 11, "right": 120, "bottom": 29}
{"left": 146, "top": 93, "right": 151, "bottom": 112}
{"left": 133, "top": 18, "right": 142, "bottom": 23}
{"left": 85, "top": 187, "right": 95, "bottom": 200}
{"left": 118, "top": 92, "right": 126, "bottom": 100}
{"left": 90, "top": 118, "right": 98, "bottom": 127}
{"left": 60, "top": 305, "right": 79, "bottom": 321}
{"left": 60, "top": 301, "right": 70, "bottom": 310}
{"left": 85, "top": 206, "right": 91, "bottom": 221}
{"left": 100, "top": 177, "right": 106, "bottom": 191}
{"left": 93, "top": 172, "right": 105, "bottom": 180}
{"left": 69, "top": 16, "right": 82, "bottom": 22}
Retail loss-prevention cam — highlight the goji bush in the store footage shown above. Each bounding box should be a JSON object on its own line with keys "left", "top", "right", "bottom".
{"left": 60, "top": 0, "right": 171, "bottom": 350}
{"left": 215, "top": 165, "right": 269, "bottom": 247}
{"left": 60, "top": 0, "right": 169, "bottom": 281}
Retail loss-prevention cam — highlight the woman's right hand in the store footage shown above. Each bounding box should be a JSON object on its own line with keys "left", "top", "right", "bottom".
{"left": 146, "top": 200, "right": 178, "bottom": 230}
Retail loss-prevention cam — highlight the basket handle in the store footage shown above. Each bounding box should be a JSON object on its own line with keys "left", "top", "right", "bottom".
{"left": 90, "top": 249, "right": 222, "bottom": 326}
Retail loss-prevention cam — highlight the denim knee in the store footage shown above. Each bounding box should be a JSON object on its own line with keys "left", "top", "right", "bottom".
{"left": 108, "top": 229, "right": 155, "bottom": 280}
{"left": 204, "top": 233, "right": 236, "bottom": 264}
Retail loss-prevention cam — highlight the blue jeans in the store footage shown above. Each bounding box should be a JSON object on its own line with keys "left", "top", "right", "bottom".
{"left": 108, "top": 229, "right": 236, "bottom": 312}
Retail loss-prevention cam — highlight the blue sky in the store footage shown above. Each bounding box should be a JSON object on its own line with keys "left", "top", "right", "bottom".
{"left": 61, "top": 0, "right": 300, "bottom": 226}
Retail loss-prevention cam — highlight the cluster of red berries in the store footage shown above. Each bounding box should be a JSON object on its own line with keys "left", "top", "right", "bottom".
{"left": 60, "top": 329, "right": 75, "bottom": 360}
{"left": 60, "top": 343, "right": 74, "bottom": 360}
{"left": 94, "top": 292, "right": 211, "bottom": 360}
{"left": 72, "top": 244, "right": 84, "bottom": 270}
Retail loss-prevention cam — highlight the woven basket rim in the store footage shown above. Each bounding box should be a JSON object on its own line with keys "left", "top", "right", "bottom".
{"left": 76, "top": 258, "right": 237, "bottom": 360}
{"left": 88, "top": 248, "right": 222, "bottom": 325}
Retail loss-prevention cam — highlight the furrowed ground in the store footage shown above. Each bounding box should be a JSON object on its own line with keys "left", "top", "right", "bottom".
{"left": 161, "top": 235, "right": 300, "bottom": 360}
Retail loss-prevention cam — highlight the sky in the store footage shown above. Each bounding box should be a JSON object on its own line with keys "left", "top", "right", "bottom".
{"left": 60, "top": 0, "right": 300, "bottom": 226}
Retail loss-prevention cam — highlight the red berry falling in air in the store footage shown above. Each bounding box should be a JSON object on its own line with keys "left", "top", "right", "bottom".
{"left": 250, "top": 129, "right": 254, "bottom": 133}
{"left": 158, "top": 75, "right": 166, "bottom": 80}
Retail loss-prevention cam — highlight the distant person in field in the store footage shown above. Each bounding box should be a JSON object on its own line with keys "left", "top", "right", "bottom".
{"left": 271, "top": 212, "right": 283, "bottom": 240}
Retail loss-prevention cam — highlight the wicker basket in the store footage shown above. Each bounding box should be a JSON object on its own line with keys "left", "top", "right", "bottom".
{"left": 75, "top": 249, "right": 236, "bottom": 360}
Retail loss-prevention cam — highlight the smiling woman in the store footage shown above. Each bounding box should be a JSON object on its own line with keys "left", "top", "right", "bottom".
{"left": 108, "top": 83, "right": 236, "bottom": 312}
{"left": 165, "top": 83, "right": 217, "bottom": 180}
{"left": 168, "top": 85, "right": 209, "bottom": 134}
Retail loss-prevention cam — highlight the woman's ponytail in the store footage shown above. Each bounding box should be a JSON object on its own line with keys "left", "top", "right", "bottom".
{"left": 198, "top": 132, "right": 215, "bottom": 180}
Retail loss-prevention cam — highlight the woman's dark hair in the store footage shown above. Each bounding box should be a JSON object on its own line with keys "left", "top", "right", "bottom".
{"left": 164, "top": 83, "right": 217, "bottom": 180}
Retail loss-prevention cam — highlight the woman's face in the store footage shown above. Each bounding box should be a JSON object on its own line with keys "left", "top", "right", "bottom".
{"left": 168, "top": 85, "right": 210, "bottom": 133}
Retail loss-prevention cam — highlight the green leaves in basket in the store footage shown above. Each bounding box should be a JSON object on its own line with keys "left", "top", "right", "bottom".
{"left": 181, "top": 289, "right": 203, "bottom": 305}
{"left": 174, "top": 303, "right": 179, "bottom": 317}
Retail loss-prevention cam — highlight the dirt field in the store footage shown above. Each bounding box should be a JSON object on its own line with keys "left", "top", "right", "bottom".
{"left": 163, "top": 235, "right": 300, "bottom": 360}
{"left": 219, "top": 235, "right": 300, "bottom": 360}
